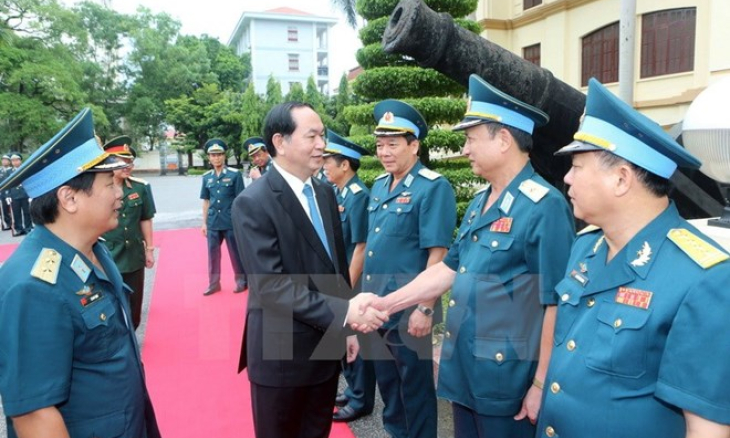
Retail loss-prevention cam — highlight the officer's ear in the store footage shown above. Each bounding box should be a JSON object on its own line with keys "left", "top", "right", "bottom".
{"left": 271, "top": 133, "right": 287, "bottom": 156}
{"left": 57, "top": 185, "right": 79, "bottom": 213}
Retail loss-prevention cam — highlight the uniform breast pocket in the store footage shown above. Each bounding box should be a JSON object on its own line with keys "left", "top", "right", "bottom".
{"left": 552, "top": 278, "right": 583, "bottom": 345}
{"left": 471, "top": 337, "right": 532, "bottom": 400}
{"left": 585, "top": 300, "right": 652, "bottom": 378}
{"left": 125, "top": 197, "right": 142, "bottom": 208}
{"left": 386, "top": 204, "right": 415, "bottom": 236}
{"left": 78, "top": 298, "right": 119, "bottom": 363}
{"left": 475, "top": 234, "right": 515, "bottom": 277}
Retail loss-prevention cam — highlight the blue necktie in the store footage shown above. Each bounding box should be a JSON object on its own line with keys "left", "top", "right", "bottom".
{"left": 303, "top": 183, "right": 331, "bottom": 259}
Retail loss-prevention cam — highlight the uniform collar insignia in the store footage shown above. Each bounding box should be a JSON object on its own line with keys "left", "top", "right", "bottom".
{"left": 404, "top": 174, "right": 414, "bottom": 188}
{"left": 630, "top": 241, "right": 652, "bottom": 267}
{"left": 70, "top": 254, "right": 92, "bottom": 283}
{"left": 593, "top": 235, "right": 606, "bottom": 254}
{"left": 499, "top": 191, "right": 514, "bottom": 214}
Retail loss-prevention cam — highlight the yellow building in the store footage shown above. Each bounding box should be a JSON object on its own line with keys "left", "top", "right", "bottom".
{"left": 475, "top": 0, "right": 730, "bottom": 126}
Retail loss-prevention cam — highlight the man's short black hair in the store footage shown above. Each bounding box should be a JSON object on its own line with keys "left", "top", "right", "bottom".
{"left": 596, "top": 150, "right": 671, "bottom": 197}
{"left": 30, "top": 172, "right": 96, "bottom": 225}
{"left": 263, "top": 102, "right": 316, "bottom": 158}
{"left": 329, "top": 155, "right": 361, "bottom": 173}
{"left": 483, "top": 122, "right": 533, "bottom": 153}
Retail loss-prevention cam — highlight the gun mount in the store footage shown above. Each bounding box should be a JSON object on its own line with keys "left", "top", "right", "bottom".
{"left": 381, "top": 0, "right": 723, "bottom": 218}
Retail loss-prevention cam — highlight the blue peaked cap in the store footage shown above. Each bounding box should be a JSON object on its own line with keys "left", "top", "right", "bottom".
{"left": 205, "top": 138, "right": 227, "bottom": 153}
{"left": 0, "top": 108, "right": 128, "bottom": 197}
{"left": 243, "top": 137, "right": 266, "bottom": 155}
{"left": 453, "top": 74, "right": 548, "bottom": 134}
{"left": 374, "top": 99, "right": 429, "bottom": 140}
{"left": 555, "top": 78, "right": 701, "bottom": 179}
{"left": 324, "top": 130, "right": 370, "bottom": 161}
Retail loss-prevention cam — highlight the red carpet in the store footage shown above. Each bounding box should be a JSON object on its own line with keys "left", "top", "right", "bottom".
{"left": 143, "top": 228, "right": 356, "bottom": 438}
{"left": 0, "top": 242, "right": 18, "bottom": 263}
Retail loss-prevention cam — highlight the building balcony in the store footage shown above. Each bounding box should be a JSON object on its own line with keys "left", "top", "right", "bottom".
{"left": 317, "top": 66, "right": 329, "bottom": 77}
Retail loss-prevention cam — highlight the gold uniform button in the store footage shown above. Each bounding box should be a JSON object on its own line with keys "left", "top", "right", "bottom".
{"left": 587, "top": 297, "right": 596, "bottom": 308}
{"left": 545, "top": 426, "right": 555, "bottom": 437}
{"left": 445, "top": 331, "right": 451, "bottom": 339}
{"left": 491, "top": 240, "right": 498, "bottom": 248}
{"left": 449, "top": 299, "right": 456, "bottom": 307}
{"left": 561, "top": 293, "right": 570, "bottom": 302}
{"left": 100, "top": 313, "right": 107, "bottom": 321}
{"left": 396, "top": 207, "right": 402, "bottom": 213}
{"left": 459, "top": 266, "right": 466, "bottom": 273}
{"left": 495, "top": 352, "right": 504, "bottom": 362}
{"left": 382, "top": 204, "right": 388, "bottom": 209}
{"left": 550, "top": 382, "right": 561, "bottom": 394}
{"left": 567, "top": 340, "right": 576, "bottom": 351}
{"left": 472, "top": 235, "right": 478, "bottom": 242}
{"left": 614, "top": 318, "right": 622, "bottom": 328}
{"left": 375, "top": 227, "right": 381, "bottom": 233}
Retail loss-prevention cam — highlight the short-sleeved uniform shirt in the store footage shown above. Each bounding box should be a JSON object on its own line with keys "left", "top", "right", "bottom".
{"left": 103, "top": 177, "right": 156, "bottom": 273}
{"left": 336, "top": 174, "right": 370, "bottom": 264}
{"left": 362, "top": 161, "right": 456, "bottom": 328}
{"left": 439, "top": 162, "right": 574, "bottom": 416}
{"left": 200, "top": 167, "right": 244, "bottom": 231}
{"left": 0, "top": 226, "right": 154, "bottom": 438}
{"left": 537, "top": 202, "right": 730, "bottom": 438}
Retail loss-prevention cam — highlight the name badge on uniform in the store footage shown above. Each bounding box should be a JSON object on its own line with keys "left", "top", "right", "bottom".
{"left": 80, "top": 290, "right": 103, "bottom": 307}
{"left": 570, "top": 269, "right": 589, "bottom": 287}
{"left": 499, "top": 192, "right": 514, "bottom": 214}
{"left": 615, "top": 287, "right": 653, "bottom": 310}
{"left": 71, "top": 254, "right": 91, "bottom": 282}
{"left": 490, "top": 217, "right": 513, "bottom": 233}
{"left": 128, "top": 192, "right": 140, "bottom": 200}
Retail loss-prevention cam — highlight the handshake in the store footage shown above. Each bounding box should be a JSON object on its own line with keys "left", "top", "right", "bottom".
{"left": 346, "top": 293, "right": 389, "bottom": 333}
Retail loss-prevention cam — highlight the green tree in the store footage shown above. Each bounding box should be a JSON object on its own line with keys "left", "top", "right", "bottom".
{"left": 265, "top": 75, "right": 282, "bottom": 109}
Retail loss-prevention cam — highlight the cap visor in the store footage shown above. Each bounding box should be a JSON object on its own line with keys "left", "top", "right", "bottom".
{"left": 554, "top": 140, "right": 604, "bottom": 156}
{"left": 87, "top": 155, "right": 131, "bottom": 172}
{"left": 452, "top": 118, "right": 489, "bottom": 132}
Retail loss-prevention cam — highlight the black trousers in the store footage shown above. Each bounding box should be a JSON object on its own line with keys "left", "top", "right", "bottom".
{"left": 122, "top": 268, "right": 145, "bottom": 329}
{"left": 1, "top": 197, "right": 11, "bottom": 229}
{"left": 11, "top": 197, "right": 31, "bottom": 234}
{"left": 250, "top": 372, "right": 339, "bottom": 438}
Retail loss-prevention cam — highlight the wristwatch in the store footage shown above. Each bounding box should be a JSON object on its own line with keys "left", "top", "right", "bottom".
{"left": 417, "top": 304, "right": 434, "bottom": 316}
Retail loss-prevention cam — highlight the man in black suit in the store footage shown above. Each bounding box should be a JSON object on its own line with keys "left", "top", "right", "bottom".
{"left": 232, "top": 102, "right": 387, "bottom": 438}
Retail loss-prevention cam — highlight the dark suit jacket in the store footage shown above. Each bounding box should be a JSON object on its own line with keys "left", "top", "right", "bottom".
{"left": 232, "top": 166, "right": 353, "bottom": 387}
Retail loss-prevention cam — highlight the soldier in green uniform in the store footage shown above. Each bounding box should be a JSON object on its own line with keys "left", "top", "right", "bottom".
{"left": 0, "top": 153, "right": 11, "bottom": 231}
{"left": 362, "top": 99, "right": 457, "bottom": 438}
{"left": 536, "top": 78, "right": 730, "bottom": 438}
{"left": 200, "top": 138, "right": 247, "bottom": 295}
{"left": 322, "top": 130, "right": 377, "bottom": 423}
{"left": 102, "top": 136, "right": 157, "bottom": 329}
{"left": 0, "top": 108, "right": 160, "bottom": 438}
{"left": 245, "top": 136, "right": 272, "bottom": 181}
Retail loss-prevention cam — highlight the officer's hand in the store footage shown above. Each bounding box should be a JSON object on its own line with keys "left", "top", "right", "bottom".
{"left": 201, "top": 224, "right": 207, "bottom": 237}
{"left": 514, "top": 383, "right": 543, "bottom": 424}
{"left": 346, "top": 335, "right": 359, "bottom": 363}
{"left": 145, "top": 249, "right": 155, "bottom": 269}
{"left": 348, "top": 293, "right": 388, "bottom": 333}
{"left": 407, "top": 310, "right": 433, "bottom": 338}
{"left": 250, "top": 168, "right": 262, "bottom": 180}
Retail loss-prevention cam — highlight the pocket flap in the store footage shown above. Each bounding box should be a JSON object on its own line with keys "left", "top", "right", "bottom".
{"left": 478, "top": 234, "right": 514, "bottom": 252}
{"left": 596, "top": 301, "right": 651, "bottom": 332}
{"left": 81, "top": 298, "right": 117, "bottom": 330}
{"left": 473, "top": 337, "right": 528, "bottom": 362}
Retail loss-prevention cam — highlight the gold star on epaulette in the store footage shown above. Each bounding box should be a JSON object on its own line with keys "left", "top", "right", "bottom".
{"left": 31, "top": 248, "right": 62, "bottom": 284}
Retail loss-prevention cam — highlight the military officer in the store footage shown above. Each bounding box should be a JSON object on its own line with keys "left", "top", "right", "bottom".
{"left": 245, "top": 136, "right": 272, "bottom": 181}
{"left": 0, "top": 108, "right": 161, "bottom": 438}
{"left": 0, "top": 153, "right": 12, "bottom": 231}
{"left": 200, "top": 138, "right": 247, "bottom": 295}
{"left": 102, "top": 136, "right": 157, "bottom": 329}
{"left": 322, "top": 130, "right": 377, "bottom": 423}
{"left": 361, "top": 99, "right": 457, "bottom": 438}
{"left": 8, "top": 152, "right": 32, "bottom": 236}
{"left": 368, "top": 76, "right": 575, "bottom": 438}
{"left": 536, "top": 78, "right": 730, "bottom": 438}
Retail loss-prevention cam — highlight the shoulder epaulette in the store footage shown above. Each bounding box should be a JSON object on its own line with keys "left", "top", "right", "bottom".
{"left": 203, "top": 169, "right": 213, "bottom": 175}
{"left": 518, "top": 179, "right": 549, "bottom": 203}
{"left": 667, "top": 228, "right": 730, "bottom": 269}
{"left": 578, "top": 224, "right": 601, "bottom": 235}
{"left": 227, "top": 167, "right": 239, "bottom": 173}
{"left": 31, "top": 248, "right": 62, "bottom": 285}
{"left": 349, "top": 183, "right": 363, "bottom": 195}
{"left": 375, "top": 173, "right": 388, "bottom": 180}
{"left": 418, "top": 168, "right": 441, "bottom": 181}
{"left": 128, "top": 176, "right": 149, "bottom": 185}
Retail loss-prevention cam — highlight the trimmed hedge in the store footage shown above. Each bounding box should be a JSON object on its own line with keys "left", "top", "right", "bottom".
{"left": 359, "top": 17, "right": 389, "bottom": 46}
{"left": 356, "top": 44, "right": 417, "bottom": 70}
{"left": 455, "top": 18, "right": 482, "bottom": 35}
{"left": 353, "top": 67, "right": 465, "bottom": 100}
{"left": 343, "top": 97, "right": 466, "bottom": 126}
{"left": 356, "top": 0, "right": 479, "bottom": 21}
